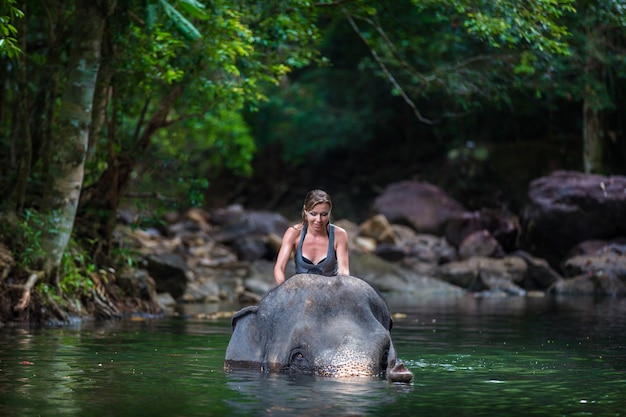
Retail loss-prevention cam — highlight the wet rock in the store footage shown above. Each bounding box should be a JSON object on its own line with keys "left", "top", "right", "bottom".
{"left": 521, "top": 170, "right": 626, "bottom": 267}
{"left": 562, "top": 251, "right": 626, "bottom": 282}
{"left": 549, "top": 273, "right": 626, "bottom": 296}
{"left": 511, "top": 250, "right": 563, "bottom": 290}
{"left": 479, "top": 270, "right": 526, "bottom": 296}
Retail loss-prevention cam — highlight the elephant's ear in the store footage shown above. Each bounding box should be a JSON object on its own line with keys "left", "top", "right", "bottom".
{"left": 225, "top": 305, "right": 263, "bottom": 366}
{"left": 231, "top": 305, "right": 258, "bottom": 330}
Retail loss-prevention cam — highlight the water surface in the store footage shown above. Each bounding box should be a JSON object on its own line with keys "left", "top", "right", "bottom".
{"left": 1, "top": 295, "right": 625, "bottom": 416}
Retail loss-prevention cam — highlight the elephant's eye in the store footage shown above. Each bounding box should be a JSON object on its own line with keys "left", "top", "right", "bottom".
{"left": 290, "top": 350, "right": 306, "bottom": 363}
{"left": 289, "top": 349, "right": 309, "bottom": 371}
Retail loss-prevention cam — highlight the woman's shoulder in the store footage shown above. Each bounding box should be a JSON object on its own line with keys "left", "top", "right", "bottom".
{"left": 330, "top": 223, "right": 348, "bottom": 237}
{"left": 284, "top": 223, "right": 303, "bottom": 237}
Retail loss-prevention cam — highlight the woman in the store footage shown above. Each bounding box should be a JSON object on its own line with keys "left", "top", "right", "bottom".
{"left": 274, "top": 189, "right": 350, "bottom": 285}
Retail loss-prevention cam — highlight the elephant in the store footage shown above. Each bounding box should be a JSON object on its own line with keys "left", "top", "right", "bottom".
{"left": 224, "top": 274, "right": 413, "bottom": 383}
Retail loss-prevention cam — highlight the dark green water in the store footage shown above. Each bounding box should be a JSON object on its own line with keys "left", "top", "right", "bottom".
{"left": 1, "top": 295, "right": 625, "bottom": 416}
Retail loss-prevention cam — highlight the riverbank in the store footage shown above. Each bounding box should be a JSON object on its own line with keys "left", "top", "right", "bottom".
{"left": 1, "top": 170, "right": 625, "bottom": 325}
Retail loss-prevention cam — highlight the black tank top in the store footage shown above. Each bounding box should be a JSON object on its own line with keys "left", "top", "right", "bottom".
{"left": 294, "top": 224, "right": 338, "bottom": 276}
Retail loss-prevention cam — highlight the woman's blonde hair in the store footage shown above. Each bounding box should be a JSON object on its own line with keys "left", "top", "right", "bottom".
{"left": 301, "top": 189, "right": 332, "bottom": 225}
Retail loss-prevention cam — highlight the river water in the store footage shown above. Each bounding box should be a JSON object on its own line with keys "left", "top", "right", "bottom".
{"left": 1, "top": 294, "right": 625, "bottom": 416}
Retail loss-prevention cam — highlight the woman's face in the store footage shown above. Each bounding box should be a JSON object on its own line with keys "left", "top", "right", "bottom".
{"left": 306, "top": 202, "right": 331, "bottom": 232}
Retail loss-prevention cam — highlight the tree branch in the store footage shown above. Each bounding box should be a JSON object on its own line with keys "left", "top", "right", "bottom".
{"left": 343, "top": 10, "right": 437, "bottom": 125}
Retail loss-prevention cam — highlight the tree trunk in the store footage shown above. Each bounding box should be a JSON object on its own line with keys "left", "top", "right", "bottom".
{"left": 581, "top": 27, "right": 605, "bottom": 174}
{"left": 582, "top": 97, "right": 603, "bottom": 174}
{"left": 8, "top": 2, "right": 30, "bottom": 212}
{"left": 39, "top": 0, "right": 110, "bottom": 279}
{"left": 76, "top": 86, "right": 183, "bottom": 258}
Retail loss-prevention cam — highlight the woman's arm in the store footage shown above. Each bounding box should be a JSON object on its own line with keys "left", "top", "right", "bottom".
{"left": 334, "top": 226, "right": 350, "bottom": 276}
{"left": 273, "top": 226, "right": 300, "bottom": 285}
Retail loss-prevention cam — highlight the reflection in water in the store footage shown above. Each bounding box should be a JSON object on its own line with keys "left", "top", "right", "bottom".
{"left": 225, "top": 371, "right": 412, "bottom": 416}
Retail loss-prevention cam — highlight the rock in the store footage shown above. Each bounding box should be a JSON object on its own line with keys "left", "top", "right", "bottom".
{"left": 349, "top": 251, "right": 465, "bottom": 296}
{"left": 117, "top": 268, "right": 158, "bottom": 300}
{"left": 182, "top": 279, "right": 220, "bottom": 303}
{"left": 566, "top": 238, "right": 626, "bottom": 258}
{"left": 562, "top": 251, "right": 626, "bottom": 282}
{"left": 358, "top": 214, "right": 396, "bottom": 244}
{"left": 394, "top": 229, "right": 457, "bottom": 264}
{"left": 213, "top": 210, "right": 290, "bottom": 243}
{"left": 246, "top": 259, "right": 285, "bottom": 291}
{"left": 116, "top": 267, "right": 163, "bottom": 313}
{"left": 353, "top": 236, "right": 377, "bottom": 252}
{"left": 233, "top": 235, "right": 271, "bottom": 261}
{"left": 373, "top": 180, "right": 467, "bottom": 235}
{"left": 434, "top": 256, "right": 527, "bottom": 292}
{"left": 458, "top": 229, "right": 503, "bottom": 260}
{"left": 511, "top": 250, "right": 563, "bottom": 290}
{"left": 211, "top": 210, "right": 291, "bottom": 262}
{"left": 374, "top": 243, "right": 406, "bottom": 262}
{"left": 157, "top": 292, "right": 177, "bottom": 308}
{"left": 521, "top": 170, "right": 626, "bottom": 267}
{"left": 444, "top": 207, "right": 520, "bottom": 251}
{"left": 142, "top": 253, "right": 192, "bottom": 300}
{"left": 479, "top": 270, "right": 526, "bottom": 296}
{"left": 210, "top": 204, "right": 246, "bottom": 226}
{"left": 549, "top": 273, "right": 626, "bottom": 296}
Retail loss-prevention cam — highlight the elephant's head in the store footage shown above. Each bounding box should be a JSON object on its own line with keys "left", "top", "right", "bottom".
{"left": 224, "top": 274, "right": 412, "bottom": 382}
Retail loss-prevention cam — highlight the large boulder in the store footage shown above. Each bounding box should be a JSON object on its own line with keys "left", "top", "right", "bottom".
{"left": 521, "top": 170, "right": 626, "bottom": 267}
{"left": 372, "top": 180, "right": 467, "bottom": 235}
{"left": 433, "top": 256, "right": 527, "bottom": 295}
{"left": 142, "top": 253, "right": 191, "bottom": 300}
{"left": 443, "top": 208, "right": 520, "bottom": 251}
{"left": 372, "top": 181, "right": 520, "bottom": 251}
{"left": 212, "top": 210, "right": 291, "bottom": 261}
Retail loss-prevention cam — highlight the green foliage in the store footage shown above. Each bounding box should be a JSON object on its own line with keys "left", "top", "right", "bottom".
{"left": 157, "top": 0, "right": 205, "bottom": 40}
{"left": 126, "top": 25, "right": 187, "bottom": 89}
{"left": 59, "top": 241, "right": 96, "bottom": 297}
{"left": 252, "top": 70, "right": 379, "bottom": 163}
{"left": 0, "top": 209, "right": 46, "bottom": 270}
{"left": 414, "top": 0, "right": 575, "bottom": 54}
{"left": 128, "top": 107, "right": 255, "bottom": 209}
{"left": 0, "top": 0, "right": 24, "bottom": 59}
